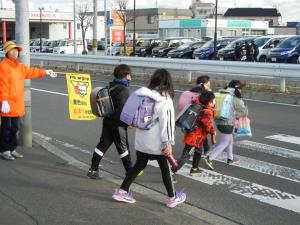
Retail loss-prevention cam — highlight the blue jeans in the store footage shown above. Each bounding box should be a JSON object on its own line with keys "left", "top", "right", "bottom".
{"left": 0, "top": 117, "right": 20, "bottom": 152}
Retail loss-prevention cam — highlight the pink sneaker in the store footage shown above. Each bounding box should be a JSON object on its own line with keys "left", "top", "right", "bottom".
{"left": 165, "top": 192, "right": 186, "bottom": 208}
{"left": 112, "top": 188, "right": 136, "bottom": 203}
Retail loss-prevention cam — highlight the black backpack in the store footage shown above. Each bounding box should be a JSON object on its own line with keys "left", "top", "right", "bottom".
{"left": 90, "top": 86, "right": 118, "bottom": 117}
{"left": 175, "top": 103, "right": 203, "bottom": 132}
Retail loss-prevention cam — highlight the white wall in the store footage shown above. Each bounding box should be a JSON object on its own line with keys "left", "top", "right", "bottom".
{"left": 48, "top": 23, "right": 69, "bottom": 40}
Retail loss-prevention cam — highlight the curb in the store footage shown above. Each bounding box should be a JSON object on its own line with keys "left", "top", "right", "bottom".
{"left": 33, "top": 132, "right": 240, "bottom": 225}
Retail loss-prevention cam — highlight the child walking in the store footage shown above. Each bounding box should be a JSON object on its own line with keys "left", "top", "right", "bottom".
{"left": 87, "top": 64, "right": 133, "bottom": 179}
{"left": 174, "top": 91, "right": 216, "bottom": 175}
{"left": 204, "top": 80, "right": 248, "bottom": 170}
{"left": 112, "top": 69, "right": 186, "bottom": 208}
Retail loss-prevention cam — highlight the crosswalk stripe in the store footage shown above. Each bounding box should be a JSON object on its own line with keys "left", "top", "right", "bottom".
{"left": 215, "top": 154, "right": 300, "bottom": 183}
{"left": 148, "top": 161, "right": 300, "bottom": 214}
{"left": 265, "top": 134, "right": 300, "bottom": 145}
{"left": 235, "top": 140, "right": 300, "bottom": 160}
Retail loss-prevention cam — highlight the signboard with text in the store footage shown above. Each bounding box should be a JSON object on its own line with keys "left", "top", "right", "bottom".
{"left": 66, "top": 73, "right": 96, "bottom": 121}
{"left": 110, "top": 11, "right": 125, "bottom": 43}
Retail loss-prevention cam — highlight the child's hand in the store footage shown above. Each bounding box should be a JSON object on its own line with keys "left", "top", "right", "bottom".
{"left": 163, "top": 145, "right": 172, "bottom": 157}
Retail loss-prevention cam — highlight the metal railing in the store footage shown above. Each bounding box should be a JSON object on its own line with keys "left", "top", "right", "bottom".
{"left": 2, "top": 53, "right": 299, "bottom": 92}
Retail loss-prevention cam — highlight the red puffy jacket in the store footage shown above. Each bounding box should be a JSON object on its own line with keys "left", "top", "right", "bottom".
{"left": 183, "top": 101, "right": 216, "bottom": 148}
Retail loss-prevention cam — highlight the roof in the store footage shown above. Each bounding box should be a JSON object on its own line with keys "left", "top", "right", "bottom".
{"left": 224, "top": 8, "right": 281, "bottom": 17}
{"left": 94, "top": 8, "right": 193, "bottom": 17}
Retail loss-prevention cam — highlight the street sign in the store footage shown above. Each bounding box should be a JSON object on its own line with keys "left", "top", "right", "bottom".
{"left": 107, "top": 19, "right": 113, "bottom": 26}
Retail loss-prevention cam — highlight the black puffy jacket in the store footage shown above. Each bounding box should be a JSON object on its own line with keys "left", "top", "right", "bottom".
{"left": 107, "top": 81, "right": 130, "bottom": 127}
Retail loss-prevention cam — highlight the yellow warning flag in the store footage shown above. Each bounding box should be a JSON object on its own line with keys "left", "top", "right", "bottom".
{"left": 66, "top": 73, "right": 96, "bottom": 120}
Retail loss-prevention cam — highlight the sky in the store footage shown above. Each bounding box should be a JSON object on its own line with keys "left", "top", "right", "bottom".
{"left": 20, "top": 0, "right": 300, "bottom": 23}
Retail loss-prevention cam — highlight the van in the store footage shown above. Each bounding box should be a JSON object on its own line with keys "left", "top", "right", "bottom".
{"left": 267, "top": 35, "right": 300, "bottom": 64}
{"left": 53, "top": 39, "right": 88, "bottom": 54}
{"left": 254, "top": 36, "right": 289, "bottom": 62}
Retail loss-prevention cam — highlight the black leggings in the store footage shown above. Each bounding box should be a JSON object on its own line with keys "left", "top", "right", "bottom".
{"left": 176, "top": 138, "right": 210, "bottom": 171}
{"left": 120, "top": 151, "right": 175, "bottom": 198}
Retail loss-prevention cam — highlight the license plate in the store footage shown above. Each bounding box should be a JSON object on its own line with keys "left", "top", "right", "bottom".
{"left": 271, "top": 58, "right": 276, "bottom": 62}
{"left": 219, "top": 57, "right": 224, "bottom": 61}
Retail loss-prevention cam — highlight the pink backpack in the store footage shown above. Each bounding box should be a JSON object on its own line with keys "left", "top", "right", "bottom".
{"left": 177, "top": 91, "right": 200, "bottom": 112}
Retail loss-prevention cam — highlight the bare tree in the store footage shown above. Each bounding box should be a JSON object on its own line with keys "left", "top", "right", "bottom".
{"left": 77, "top": 3, "right": 93, "bottom": 53}
{"left": 112, "top": 0, "right": 134, "bottom": 55}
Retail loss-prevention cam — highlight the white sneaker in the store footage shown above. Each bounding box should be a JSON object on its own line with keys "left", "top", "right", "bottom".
{"left": 1, "top": 151, "right": 15, "bottom": 160}
{"left": 11, "top": 150, "right": 23, "bottom": 159}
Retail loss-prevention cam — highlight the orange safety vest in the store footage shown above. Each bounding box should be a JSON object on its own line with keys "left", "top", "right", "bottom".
{"left": 0, "top": 57, "right": 46, "bottom": 117}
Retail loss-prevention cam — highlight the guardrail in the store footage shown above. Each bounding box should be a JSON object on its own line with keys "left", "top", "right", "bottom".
{"left": 3, "top": 53, "right": 300, "bottom": 92}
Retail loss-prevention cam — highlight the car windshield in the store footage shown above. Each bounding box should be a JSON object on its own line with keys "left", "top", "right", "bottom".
{"left": 139, "top": 40, "right": 151, "bottom": 47}
{"left": 225, "top": 39, "right": 241, "bottom": 49}
{"left": 254, "top": 37, "right": 270, "bottom": 47}
{"left": 58, "top": 41, "right": 67, "bottom": 47}
{"left": 42, "top": 41, "right": 49, "bottom": 46}
{"left": 277, "top": 37, "right": 300, "bottom": 48}
{"left": 177, "top": 43, "right": 191, "bottom": 49}
{"left": 202, "top": 40, "right": 214, "bottom": 48}
{"left": 158, "top": 41, "right": 169, "bottom": 48}
{"left": 169, "top": 40, "right": 181, "bottom": 48}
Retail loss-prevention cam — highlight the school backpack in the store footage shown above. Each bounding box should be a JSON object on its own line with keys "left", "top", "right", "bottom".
{"left": 175, "top": 103, "right": 203, "bottom": 132}
{"left": 120, "top": 90, "right": 158, "bottom": 129}
{"left": 177, "top": 91, "right": 200, "bottom": 112}
{"left": 215, "top": 92, "right": 232, "bottom": 121}
{"left": 90, "top": 86, "right": 117, "bottom": 117}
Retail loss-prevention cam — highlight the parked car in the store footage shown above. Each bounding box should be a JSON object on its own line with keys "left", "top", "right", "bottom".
{"left": 53, "top": 39, "right": 88, "bottom": 54}
{"left": 298, "top": 56, "right": 300, "bottom": 64}
{"left": 135, "top": 39, "right": 161, "bottom": 57}
{"left": 151, "top": 37, "right": 197, "bottom": 57}
{"left": 267, "top": 35, "right": 300, "bottom": 64}
{"left": 193, "top": 37, "right": 237, "bottom": 60}
{"left": 87, "top": 38, "right": 106, "bottom": 50}
{"left": 167, "top": 41, "right": 205, "bottom": 59}
{"left": 217, "top": 37, "right": 256, "bottom": 61}
{"left": 30, "top": 39, "right": 50, "bottom": 53}
{"left": 44, "top": 40, "right": 61, "bottom": 53}
{"left": 107, "top": 42, "right": 124, "bottom": 56}
{"left": 254, "top": 36, "right": 289, "bottom": 62}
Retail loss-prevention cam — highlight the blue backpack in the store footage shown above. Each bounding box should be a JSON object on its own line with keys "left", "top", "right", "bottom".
{"left": 121, "top": 92, "right": 158, "bottom": 129}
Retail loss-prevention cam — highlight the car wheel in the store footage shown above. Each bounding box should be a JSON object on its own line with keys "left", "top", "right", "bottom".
{"left": 60, "top": 51, "right": 65, "bottom": 54}
{"left": 259, "top": 56, "right": 267, "bottom": 62}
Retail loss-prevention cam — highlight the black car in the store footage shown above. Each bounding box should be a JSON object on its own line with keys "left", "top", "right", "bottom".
{"left": 217, "top": 37, "right": 256, "bottom": 61}
{"left": 151, "top": 37, "right": 198, "bottom": 57}
{"left": 135, "top": 39, "right": 161, "bottom": 57}
{"left": 193, "top": 38, "right": 238, "bottom": 60}
{"left": 167, "top": 41, "right": 205, "bottom": 59}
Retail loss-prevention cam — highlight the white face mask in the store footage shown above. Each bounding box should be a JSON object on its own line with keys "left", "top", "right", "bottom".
{"left": 7, "top": 48, "right": 19, "bottom": 60}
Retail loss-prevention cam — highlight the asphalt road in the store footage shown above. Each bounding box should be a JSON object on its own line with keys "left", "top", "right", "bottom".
{"left": 30, "top": 75, "right": 300, "bottom": 225}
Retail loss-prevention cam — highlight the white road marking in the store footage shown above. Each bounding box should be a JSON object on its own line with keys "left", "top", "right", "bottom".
{"left": 31, "top": 88, "right": 68, "bottom": 96}
{"left": 265, "top": 134, "right": 300, "bottom": 146}
{"left": 148, "top": 161, "right": 300, "bottom": 215}
{"left": 215, "top": 154, "right": 300, "bottom": 183}
{"left": 33, "top": 132, "right": 300, "bottom": 215}
{"left": 235, "top": 140, "right": 300, "bottom": 160}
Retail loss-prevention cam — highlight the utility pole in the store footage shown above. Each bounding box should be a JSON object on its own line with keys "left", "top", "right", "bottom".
{"left": 92, "top": 0, "right": 98, "bottom": 55}
{"left": 39, "top": 7, "right": 44, "bottom": 52}
{"left": 132, "top": 0, "right": 136, "bottom": 56}
{"left": 73, "top": 0, "right": 77, "bottom": 53}
{"left": 104, "top": 0, "right": 107, "bottom": 55}
{"left": 15, "top": 0, "right": 32, "bottom": 147}
{"left": 213, "top": 0, "right": 218, "bottom": 60}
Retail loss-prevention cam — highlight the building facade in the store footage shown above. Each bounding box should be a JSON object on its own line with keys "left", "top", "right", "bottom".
{"left": 159, "top": 19, "right": 269, "bottom": 39}
{"left": 224, "top": 8, "right": 281, "bottom": 26}
{"left": 191, "top": 0, "right": 215, "bottom": 19}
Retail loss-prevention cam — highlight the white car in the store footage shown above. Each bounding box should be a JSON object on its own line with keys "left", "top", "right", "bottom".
{"left": 30, "top": 39, "right": 50, "bottom": 53}
{"left": 255, "top": 35, "right": 290, "bottom": 62}
{"left": 53, "top": 39, "right": 87, "bottom": 54}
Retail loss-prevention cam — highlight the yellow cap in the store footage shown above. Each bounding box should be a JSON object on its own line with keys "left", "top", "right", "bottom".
{"left": 4, "top": 41, "right": 23, "bottom": 55}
